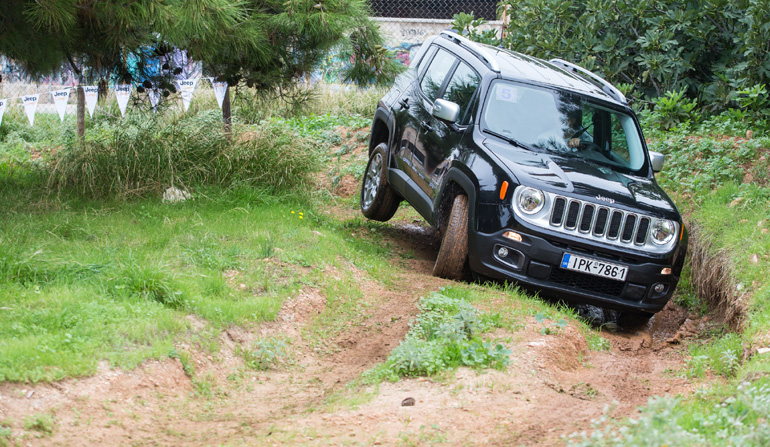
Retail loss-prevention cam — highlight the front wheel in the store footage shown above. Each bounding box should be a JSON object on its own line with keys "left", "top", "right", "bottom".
{"left": 433, "top": 195, "right": 469, "bottom": 280}
{"left": 360, "top": 143, "right": 400, "bottom": 222}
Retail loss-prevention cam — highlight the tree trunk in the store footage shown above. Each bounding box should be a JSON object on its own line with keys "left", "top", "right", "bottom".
{"left": 222, "top": 86, "right": 231, "bottom": 134}
{"left": 77, "top": 86, "right": 85, "bottom": 140}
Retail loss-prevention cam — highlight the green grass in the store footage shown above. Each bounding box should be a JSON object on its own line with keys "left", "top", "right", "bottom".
{"left": 0, "top": 172, "right": 394, "bottom": 383}
{"left": 0, "top": 195, "right": 394, "bottom": 381}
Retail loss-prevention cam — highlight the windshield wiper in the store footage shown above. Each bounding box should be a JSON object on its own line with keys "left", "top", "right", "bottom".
{"left": 482, "top": 129, "right": 533, "bottom": 151}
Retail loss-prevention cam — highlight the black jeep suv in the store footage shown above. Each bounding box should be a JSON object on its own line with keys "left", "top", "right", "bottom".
{"left": 360, "top": 30, "right": 687, "bottom": 316}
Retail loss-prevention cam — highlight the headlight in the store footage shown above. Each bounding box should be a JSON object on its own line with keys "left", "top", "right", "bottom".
{"left": 650, "top": 219, "right": 676, "bottom": 245}
{"left": 516, "top": 187, "right": 545, "bottom": 214}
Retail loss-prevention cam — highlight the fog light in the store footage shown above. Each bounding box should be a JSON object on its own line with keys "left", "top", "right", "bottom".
{"left": 502, "top": 231, "right": 523, "bottom": 242}
{"left": 497, "top": 247, "right": 510, "bottom": 258}
{"left": 654, "top": 283, "right": 666, "bottom": 293}
{"left": 661, "top": 267, "right": 672, "bottom": 275}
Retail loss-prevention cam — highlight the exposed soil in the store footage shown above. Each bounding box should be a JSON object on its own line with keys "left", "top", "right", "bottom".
{"left": 0, "top": 128, "right": 718, "bottom": 446}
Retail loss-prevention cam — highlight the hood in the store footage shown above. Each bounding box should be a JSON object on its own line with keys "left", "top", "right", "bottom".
{"left": 484, "top": 139, "right": 679, "bottom": 217}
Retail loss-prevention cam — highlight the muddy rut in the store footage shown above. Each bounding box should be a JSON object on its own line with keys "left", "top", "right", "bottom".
{"left": 0, "top": 213, "right": 712, "bottom": 446}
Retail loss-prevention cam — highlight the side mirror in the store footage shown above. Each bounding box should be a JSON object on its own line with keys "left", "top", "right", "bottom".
{"left": 432, "top": 98, "right": 460, "bottom": 124}
{"left": 649, "top": 151, "right": 665, "bottom": 173}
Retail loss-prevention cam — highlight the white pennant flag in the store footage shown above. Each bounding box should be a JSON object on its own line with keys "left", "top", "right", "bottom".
{"left": 212, "top": 81, "right": 228, "bottom": 110}
{"left": 22, "top": 94, "right": 40, "bottom": 126}
{"left": 83, "top": 86, "right": 99, "bottom": 118}
{"left": 177, "top": 78, "right": 198, "bottom": 112}
{"left": 114, "top": 85, "right": 132, "bottom": 116}
{"left": 51, "top": 89, "right": 71, "bottom": 122}
{"left": 0, "top": 99, "right": 6, "bottom": 127}
{"left": 148, "top": 89, "right": 161, "bottom": 112}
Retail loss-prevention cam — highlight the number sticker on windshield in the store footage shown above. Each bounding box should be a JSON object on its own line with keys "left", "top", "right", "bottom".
{"left": 496, "top": 85, "right": 520, "bottom": 103}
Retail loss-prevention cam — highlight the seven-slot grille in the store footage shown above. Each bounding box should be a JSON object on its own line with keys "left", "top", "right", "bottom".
{"left": 550, "top": 197, "right": 651, "bottom": 246}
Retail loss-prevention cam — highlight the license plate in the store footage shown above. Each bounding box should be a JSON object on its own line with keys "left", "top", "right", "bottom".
{"left": 560, "top": 253, "right": 628, "bottom": 281}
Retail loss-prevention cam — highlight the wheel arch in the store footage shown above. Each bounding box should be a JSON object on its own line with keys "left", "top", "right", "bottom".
{"left": 434, "top": 166, "right": 479, "bottom": 235}
{"left": 369, "top": 107, "right": 394, "bottom": 156}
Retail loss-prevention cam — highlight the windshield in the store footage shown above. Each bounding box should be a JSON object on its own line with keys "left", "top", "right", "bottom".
{"left": 481, "top": 80, "right": 647, "bottom": 173}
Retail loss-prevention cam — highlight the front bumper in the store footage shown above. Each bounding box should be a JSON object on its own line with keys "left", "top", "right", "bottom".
{"left": 468, "top": 228, "right": 683, "bottom": 313}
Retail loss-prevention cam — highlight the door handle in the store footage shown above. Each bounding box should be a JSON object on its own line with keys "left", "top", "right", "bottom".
{"left": 421, "top": 121, "right": 433, "bottom": 132}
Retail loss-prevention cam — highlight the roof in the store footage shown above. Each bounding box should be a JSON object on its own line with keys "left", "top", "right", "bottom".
{"left": 478, "top": 44, "right": 624, "bottom": 105}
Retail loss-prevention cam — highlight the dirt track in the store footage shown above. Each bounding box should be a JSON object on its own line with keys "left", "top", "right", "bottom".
{"left": 0, "top": 209, "right": 713, "bottom": 446}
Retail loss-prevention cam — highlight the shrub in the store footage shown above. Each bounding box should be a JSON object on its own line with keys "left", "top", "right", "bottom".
{"left": 47, "top": 110, "right": 318, "bottom": 198}
{"left": 380, "top": 290, "right": 511, "bottom": 377}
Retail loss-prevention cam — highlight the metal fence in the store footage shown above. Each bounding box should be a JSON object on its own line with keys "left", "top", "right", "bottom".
{"left": 370, "top": 0, "right": 503, "bottom": 67}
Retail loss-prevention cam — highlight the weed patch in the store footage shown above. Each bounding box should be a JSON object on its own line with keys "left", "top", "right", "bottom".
{"left": 366, "top": 289, "right": 511, "bottom": 380}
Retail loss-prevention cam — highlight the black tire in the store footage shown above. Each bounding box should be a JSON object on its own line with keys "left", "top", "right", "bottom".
{"left": 618, "top": 310, "right": 654, "bottom": 328}
{"left": 433, "top": 195, "right": 469, "bottom": 280}
{"left": 360, "top": 143, "right": 400, "bottom": 221}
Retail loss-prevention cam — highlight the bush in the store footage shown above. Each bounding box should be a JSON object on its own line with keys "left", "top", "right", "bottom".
{"left": 495, "top": 0, "right": 770, "bottom": 114}
{"left": 47, "top": 110, "right": 318, "bottom": 198}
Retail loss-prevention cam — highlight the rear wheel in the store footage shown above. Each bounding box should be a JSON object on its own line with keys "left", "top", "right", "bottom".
{"left": 433, "top": 195, "right": 469, "bottom": 280}
{"left": 360, "top": 143, "right": 400, "bottom": 221}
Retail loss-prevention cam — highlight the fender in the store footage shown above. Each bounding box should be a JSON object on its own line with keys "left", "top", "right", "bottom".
{"left": 370, "top": 105, "right": 396, "bottom": 156}
{"left": 436, "top": 165, "right": 480, "bottom": 229}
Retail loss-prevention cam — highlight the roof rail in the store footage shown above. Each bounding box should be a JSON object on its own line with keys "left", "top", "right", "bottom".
{"left": 440, "top": 30, "right": 500, "bottom": 73}
{"left": 549, "top": 58, "right": 627, "bottom": 104}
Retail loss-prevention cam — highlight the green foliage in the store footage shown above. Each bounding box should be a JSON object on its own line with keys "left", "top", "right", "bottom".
{"left": 22, "top": 413, "right": 54, "bottom": 436}
{"left": 534, "top": 312, "right": 568, "bottom": 335}
{"left": 376, "top": 290, "right": 511, "bottom": 378}
{"left": 1, "top": 0, "right": 399, "bottom": 92}
{"left": 567, "top": 380, "right": 770, "bottom": 447}
{"left": 451, "top": 12, "right": 499, "bottom": 45}
{"left": 46, "top": 110, "right": 318, "bottom": 198}
{"left": 650, "top": 135, "right": 762, "bottom": 193}
{"left": 492, "top": 0, "right": 770, "bottom": 115}
{"left": 241, "top": 337, "right": 289, "bottom": 370}
{"left": 650, "top": 89, "right": 699, "bottom": 131}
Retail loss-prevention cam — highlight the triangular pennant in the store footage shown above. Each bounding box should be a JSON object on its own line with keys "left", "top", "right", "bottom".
{"left": 0, "top": 99, "right": 6, "bottom": 127}
{"left": 212, "top": 81, "right": 228, "bottom": 110}
{"left": 114, "top": 85, "right": 132, "bottom": 117}
{"left": 83, "top": 86, "right": 99, "bottom": 118}
{"left": 51, "top": 89, "right": 71, "bottom": 122}
{"left": 148, "top": 88, "right": 161, "bottom": 112}
{"left": 22, "top": 94, "right": 40, "bottom": 126}
{"left": 176, "top": 78, "right": 198, "bottom": 112}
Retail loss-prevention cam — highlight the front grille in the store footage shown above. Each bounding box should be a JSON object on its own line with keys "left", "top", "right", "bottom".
{"left": 548, "top": 268, "right": 625, "bottom": 297}
{"left": 565, "top": 201, "right": 580, "bottom": 229}
{"left": 636, "top": 217, "right": 651, "bottom": 245}
{"left": 579, "top": 205, "right": 595, "bottom": 233}
{"left": 621, "top": 214, "right": 637, "bottom": 242}
{"left": 550, "top": 197, "right": 654, "bottom": 247}
{"left": 551, "top": 197, "right": 566, "bottom": 225}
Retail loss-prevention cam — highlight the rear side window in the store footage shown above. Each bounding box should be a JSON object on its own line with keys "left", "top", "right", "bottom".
{"left": 420, "top": 49, "right": 456, "bottom": 102}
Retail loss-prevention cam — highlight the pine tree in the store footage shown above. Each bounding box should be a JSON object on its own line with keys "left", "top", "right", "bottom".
{"left": 0, "top": 0, "right": 401, "bottom": 134}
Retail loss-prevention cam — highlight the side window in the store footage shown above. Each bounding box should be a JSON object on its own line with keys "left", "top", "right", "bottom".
{"left": 420, "top": 49, "right": 456, "bottom": 102}
{"left": 442, "top": 62, "right": 480, "bottom": 125}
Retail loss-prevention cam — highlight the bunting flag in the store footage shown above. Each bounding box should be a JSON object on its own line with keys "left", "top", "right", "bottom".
{"left": 0, "top": 99, "right": 6, "bottom": 127}
{"left": 83, "top": 86, "right": 99, "bottom": 118}
{"left": 51, "top": 89, "right": 71, "bottom": 122}
{"left": 177, "top": 78, "right": 198, "bottom": 112}
{"left": 148, "top": 88, "right": 161, "bottom": 112}
{"left": 22, "top": 94, "right": 40, "bottom": 126}
{"left": 114, "top": 85, "right": 132, "bottom": 117}
{"left": 211, "top": 79, "right": 228, "bottom": 110}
